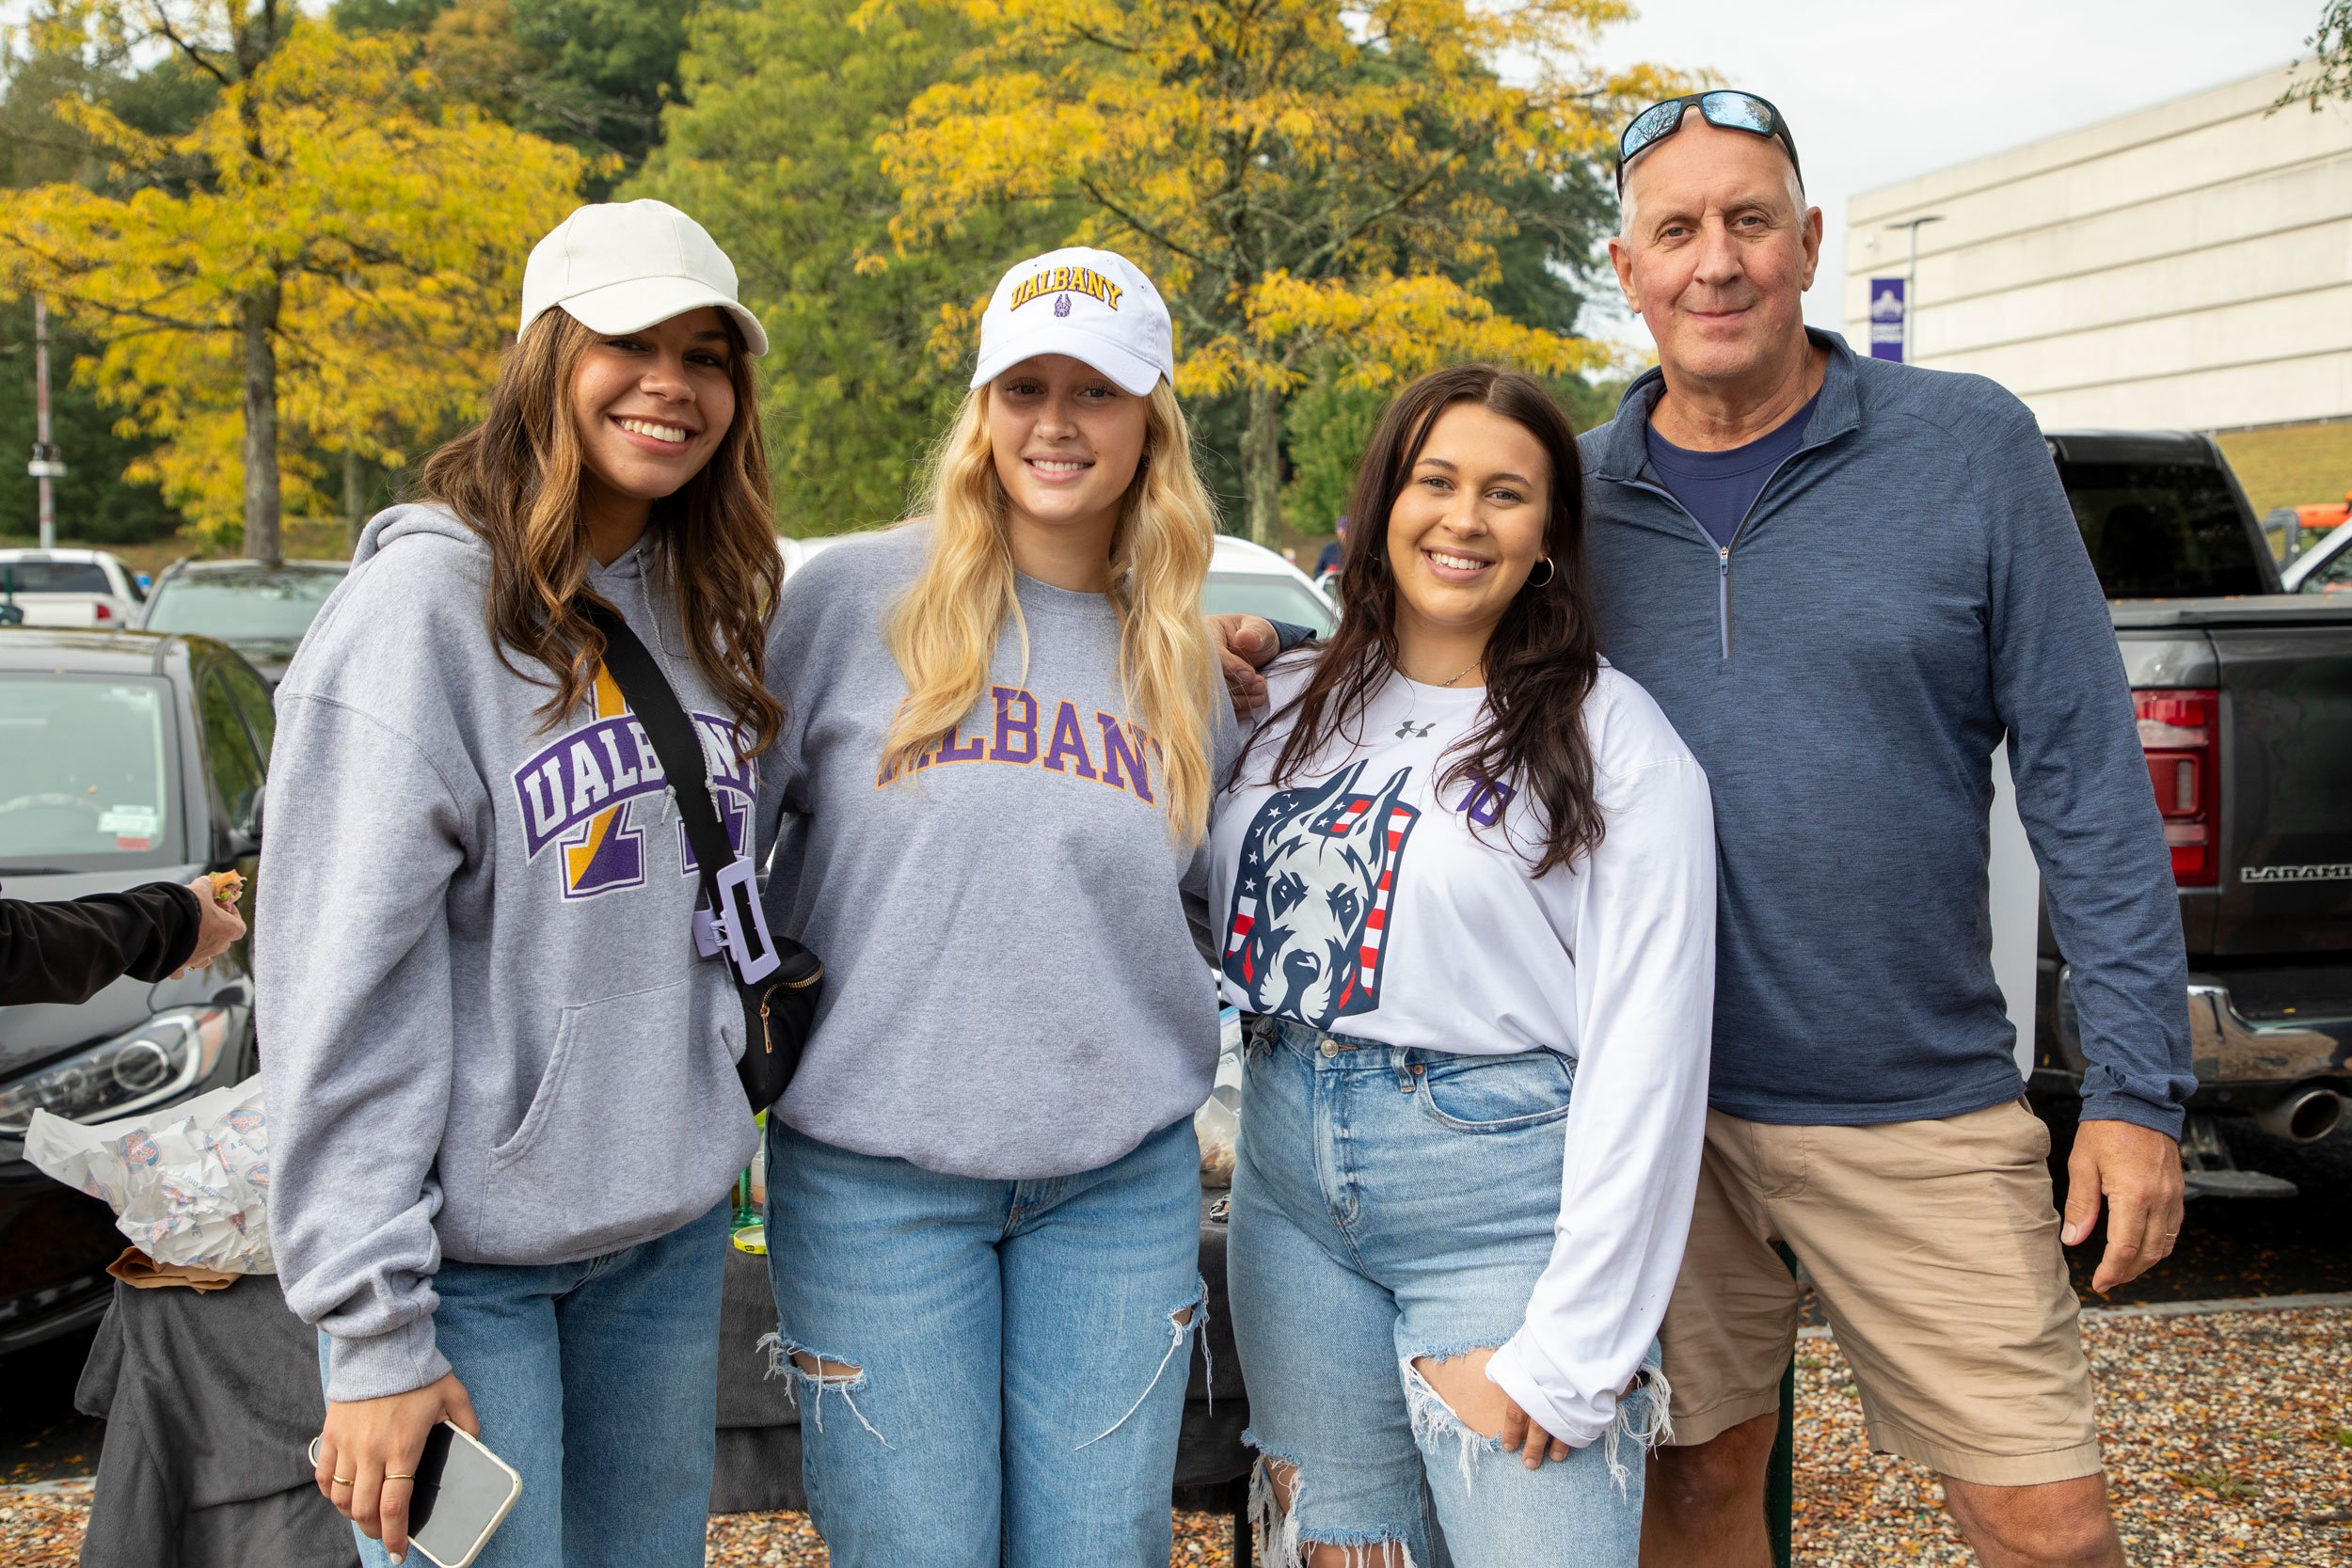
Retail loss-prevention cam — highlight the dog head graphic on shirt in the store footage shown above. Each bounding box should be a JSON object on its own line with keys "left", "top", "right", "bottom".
{"left": 1225, "top": 760, "right": 1419, "bottom": 1027}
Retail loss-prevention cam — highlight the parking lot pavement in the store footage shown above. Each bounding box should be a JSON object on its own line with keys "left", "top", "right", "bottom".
{"left": 2061, "top": 1115, "right": 2352, "bottom": 1307}
{"left": 0, "top": 1326, "right": 102, "bottom": 1486}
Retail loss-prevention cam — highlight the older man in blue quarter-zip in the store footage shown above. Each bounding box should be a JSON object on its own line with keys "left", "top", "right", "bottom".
{"left": 1588, "top": 93, "right": 2192, "bottom": 1568}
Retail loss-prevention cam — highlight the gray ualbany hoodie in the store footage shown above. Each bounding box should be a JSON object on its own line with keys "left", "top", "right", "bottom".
{"left": 258, "top": 504, "right": 758, "bottom": 1402}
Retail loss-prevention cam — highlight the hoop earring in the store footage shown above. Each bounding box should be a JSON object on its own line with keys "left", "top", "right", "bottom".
{"left": 1527, "top": 556, "right": 1555, "bottom": 588}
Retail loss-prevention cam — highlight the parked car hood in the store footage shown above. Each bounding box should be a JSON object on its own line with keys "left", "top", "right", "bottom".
{"left": 0, "top": 863, "right": 226, "bottom": 1079}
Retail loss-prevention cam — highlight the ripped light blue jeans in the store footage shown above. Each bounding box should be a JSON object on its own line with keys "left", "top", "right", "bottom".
{"left": 1230, "top": 1015, "right": 1660, "bottom": 1568}
{"left": 762, "top": 1116, "right": 1204, "bottom": 1568}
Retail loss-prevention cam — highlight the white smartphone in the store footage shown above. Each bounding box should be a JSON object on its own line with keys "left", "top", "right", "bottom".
{"left": 310, "top": 1423, "right": 522, "bottom": 1568}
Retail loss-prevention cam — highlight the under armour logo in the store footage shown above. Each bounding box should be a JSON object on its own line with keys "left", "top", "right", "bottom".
{"left": 1394, "top": 721, "right": 1434, "bottom": 739}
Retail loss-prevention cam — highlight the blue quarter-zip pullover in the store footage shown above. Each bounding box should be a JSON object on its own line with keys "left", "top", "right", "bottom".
{"left": 1581, "top": 330, "right": 2192, "bottom": 1133}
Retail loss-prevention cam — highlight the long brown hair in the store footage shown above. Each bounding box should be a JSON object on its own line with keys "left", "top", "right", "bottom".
{"left": 1248, "top": 365, "right": 1605, "bottom": 875}
{"left": 418, "top": 309, "right": 785, "bottom": 752}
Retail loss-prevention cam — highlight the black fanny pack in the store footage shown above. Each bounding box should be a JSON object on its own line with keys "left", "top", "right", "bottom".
{"left": 580, "top": 600, "right": 818, "bottom": 1113}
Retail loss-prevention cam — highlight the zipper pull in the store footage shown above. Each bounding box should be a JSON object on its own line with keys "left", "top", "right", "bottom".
{"left": 1718, "top": 545, "right": 1734, "bottom": 661}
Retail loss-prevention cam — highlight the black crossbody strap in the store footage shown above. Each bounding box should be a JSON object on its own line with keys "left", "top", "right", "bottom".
{"left": 580, "top": 601, "right": 740, "bottom": 910}
{"left": 576, "top": 599, "right": 814, "bottom": 1116}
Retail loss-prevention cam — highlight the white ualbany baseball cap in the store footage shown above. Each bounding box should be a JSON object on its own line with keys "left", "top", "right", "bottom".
{"left": 518, "top": 199, "right": 769, "bottom": 356}
{"left": 971, "top": 246, "right": 1172, "bottom": 397}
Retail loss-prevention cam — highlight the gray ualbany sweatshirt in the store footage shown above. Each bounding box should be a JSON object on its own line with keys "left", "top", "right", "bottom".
{"left": 259, "top": 504, "right": 758, "bottom": 1402}
{"left": 755, "top": 524, "right": 1238, "bottom": 1180}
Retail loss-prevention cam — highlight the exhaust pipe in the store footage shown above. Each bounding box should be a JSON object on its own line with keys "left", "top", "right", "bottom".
{"left": 2254, "top": 1086, "right": 2346, "bottom": 1144}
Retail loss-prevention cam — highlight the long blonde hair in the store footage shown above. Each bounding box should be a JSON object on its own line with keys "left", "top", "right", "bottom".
{"left": 880, "top": 381, "right": 1220, "bottom": 844}
{"left": 420, "top": 309, "right": 786, "bottom": 752}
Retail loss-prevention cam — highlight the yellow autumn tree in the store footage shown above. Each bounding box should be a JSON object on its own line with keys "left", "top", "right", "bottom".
{"left": 884, "top": 0, "right": 1684, "bottom": 542}
{"left": 0, "top": 5, "right": 591, "bottom": 561}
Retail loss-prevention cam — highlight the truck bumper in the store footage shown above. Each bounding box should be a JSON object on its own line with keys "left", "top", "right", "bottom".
{"left": 2051, "top": 963, "right": 2352, "bottom": 1103}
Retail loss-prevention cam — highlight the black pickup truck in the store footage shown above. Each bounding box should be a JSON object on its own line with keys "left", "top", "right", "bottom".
{"left": 2035, "top": 431, "right": 2352, "bottom": 1196}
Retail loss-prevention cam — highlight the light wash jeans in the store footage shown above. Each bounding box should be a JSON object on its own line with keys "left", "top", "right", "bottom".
{"left": 1230, "top": 1015, "right": 1660, "bottom": 1568}
{"left": 762, "top": 1117, "right": 1204, "bottom": 1568}
{"left": 320, "top": 1197, "right": 730, "bottom": 1568}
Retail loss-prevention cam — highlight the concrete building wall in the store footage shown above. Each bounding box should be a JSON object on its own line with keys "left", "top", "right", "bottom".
{"left": 1844, "top": 67, "right": 2352, "bottom": 433}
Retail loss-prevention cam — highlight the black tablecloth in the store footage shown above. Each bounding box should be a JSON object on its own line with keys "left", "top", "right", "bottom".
{"left": 73, "top": 1275, "right": 358, "bottom": 1568}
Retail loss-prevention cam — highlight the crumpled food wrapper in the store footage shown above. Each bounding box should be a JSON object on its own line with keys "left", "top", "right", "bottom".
{"left": 24, "top": 1075, "right": 274, "bottom": 1275}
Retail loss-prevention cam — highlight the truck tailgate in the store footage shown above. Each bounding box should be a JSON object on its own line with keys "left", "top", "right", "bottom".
{"left": 2116, "top": 596, "right": 2352, "bottom": 959}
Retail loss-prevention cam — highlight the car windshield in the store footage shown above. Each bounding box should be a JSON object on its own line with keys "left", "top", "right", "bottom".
{"left": 2300, "top": 539, "right": 2352, "bottom": 595}
{"left": 0, "top": 561, "right": 110, "bottom": 594}
{"left": 2058, "top": 461, "right": 2269, "bottom": 599}
{"left": 0, "top": 675, "right": 177, "bottom": 870}
{"left": 1204, "top": 572, "right": 1336, "bottom": 636}
{"left": 143, "top": 569, "right": 343, "bottom": 641}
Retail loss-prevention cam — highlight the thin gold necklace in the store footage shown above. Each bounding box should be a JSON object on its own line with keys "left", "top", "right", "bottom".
{"left": 1438, "top": 657, "right": 1481, "bottom": 687}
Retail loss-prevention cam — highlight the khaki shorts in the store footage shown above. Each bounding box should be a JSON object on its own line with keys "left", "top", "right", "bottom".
{"left": 1661, "top": 1101, "right": 2102, "bottom": 1486}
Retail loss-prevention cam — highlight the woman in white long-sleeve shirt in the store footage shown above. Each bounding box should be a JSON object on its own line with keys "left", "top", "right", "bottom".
{"left": 1211, "top": 364, "right": 1716, "bottom": 1568}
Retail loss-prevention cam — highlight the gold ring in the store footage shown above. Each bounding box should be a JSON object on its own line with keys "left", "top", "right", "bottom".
{"left": 385, "top": 1471, "right": 415, "bottom": 1481}
{"left": 332, "top": 1475, "right": 353, "bottom": 1486}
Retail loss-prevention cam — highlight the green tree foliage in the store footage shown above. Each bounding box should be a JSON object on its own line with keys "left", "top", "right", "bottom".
{"left": 884, "top": 0, "right": 1677, "bottom": 543}
{"left": 0, "top": 300, "right": 183, "bottom": 542}
{"left": 1251, "top": 158, "right": 1621, "bottom": 542}
{"left": 2281, "top": 0, "right": 2352, "bottom": 109}
{"left": 340, "top": 0, "right": 696, "bottom": 192}
{"left": 326, "top": 0, "right": 452, "bottom": 35}
{"left": 0, "top": 9, "right": 204, "bottom": 544}
{"left": 1280, "top": 374, "right": 1385, "bottom": 541}
{"left": 0, "top": 8, "right": 591, "bottom": 561}
{"left": 630, "top": 0, "right": 1064, "bottom": 535}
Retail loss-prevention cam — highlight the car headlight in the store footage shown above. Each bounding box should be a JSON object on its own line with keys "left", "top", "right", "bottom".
{"left": 0, "top": 1006, "right": 235, "bottom": 1135}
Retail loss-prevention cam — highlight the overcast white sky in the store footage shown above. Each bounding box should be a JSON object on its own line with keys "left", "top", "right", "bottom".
{"left": 1581, "top": 0, "right": 2326, "bottom": 357}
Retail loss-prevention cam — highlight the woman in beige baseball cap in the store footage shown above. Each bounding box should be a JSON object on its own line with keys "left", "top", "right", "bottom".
{"left": 266, "top": 198, "right": 782, "bottom": 1568}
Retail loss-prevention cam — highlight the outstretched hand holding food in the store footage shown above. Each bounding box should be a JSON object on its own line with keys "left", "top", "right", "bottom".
{"left": 172, "top": 871, "right": 245, "bottom": 977}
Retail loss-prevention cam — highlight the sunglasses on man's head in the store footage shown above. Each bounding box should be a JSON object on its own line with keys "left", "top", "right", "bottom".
{"left": 1615, "top": 90, "right": 1804, "bottom": 195}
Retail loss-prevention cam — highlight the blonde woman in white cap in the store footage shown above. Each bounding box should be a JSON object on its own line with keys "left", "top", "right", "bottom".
{"left": 749, "top": 246, "right": 1235, "bottom": 1566}
{"left": 259, "top": 199, "right": 782, "bottom": 1568}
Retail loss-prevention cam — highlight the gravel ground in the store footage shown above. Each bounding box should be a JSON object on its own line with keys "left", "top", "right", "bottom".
{"left": 0, "top": 1481, "right": 90, "bottom": 1568}
{"left": 1791, "top": 1306, "right": 2352, "bottom": 1566}
{"left": 6, "top": 1307, "right": 2344, "bottom": 1566}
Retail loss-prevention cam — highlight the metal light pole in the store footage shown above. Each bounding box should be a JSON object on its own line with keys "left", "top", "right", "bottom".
{"left": 28, "top": 298, "right": 65, "bottom": 548}
{"left": 1886, "top": 214, "right": 1946, "bottom": 365}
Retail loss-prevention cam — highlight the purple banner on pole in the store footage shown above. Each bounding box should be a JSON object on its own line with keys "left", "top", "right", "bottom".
{"left": 1868, "top": 277, "right": 1907, "bottom": 362}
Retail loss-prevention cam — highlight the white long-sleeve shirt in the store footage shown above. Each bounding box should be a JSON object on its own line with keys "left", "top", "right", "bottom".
{"left": 1210, "top": 655, "right": 1716, "bottom": 1447}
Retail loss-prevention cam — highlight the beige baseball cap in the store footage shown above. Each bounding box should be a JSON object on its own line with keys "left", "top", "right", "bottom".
{"left": 518, "top": 199, "right": 769, "bottom": 356}
{"left": 970, "top": 246, "right": 1172, "bottom": 396}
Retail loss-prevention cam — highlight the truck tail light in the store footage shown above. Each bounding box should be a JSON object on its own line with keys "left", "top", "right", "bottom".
{"left": 2136, "top": 689, "right": 2217, "bottom": 887}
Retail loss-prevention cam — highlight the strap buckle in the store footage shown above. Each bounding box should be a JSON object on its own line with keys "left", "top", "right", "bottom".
{"left": 691, "top": 853, "right": 781, "bottom": 985}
